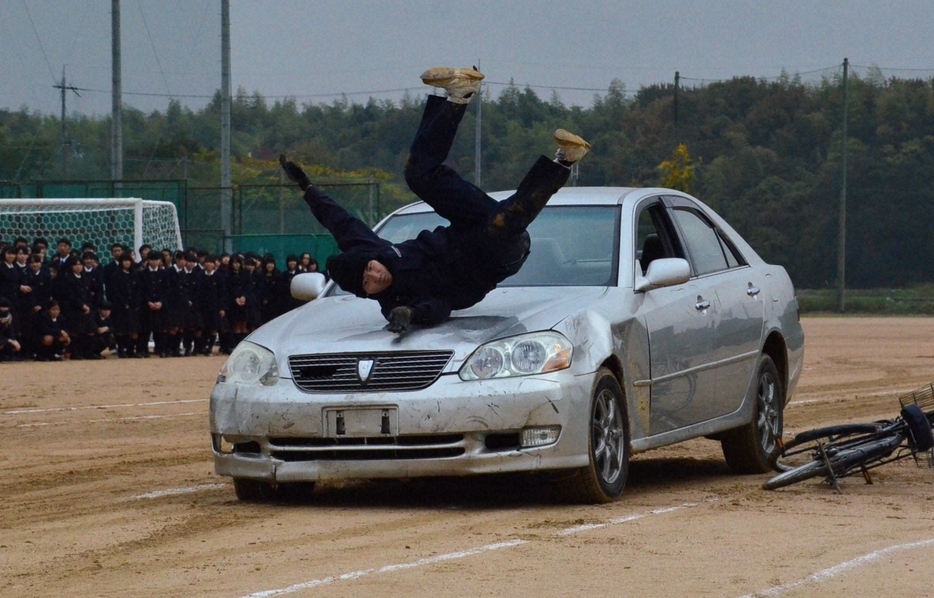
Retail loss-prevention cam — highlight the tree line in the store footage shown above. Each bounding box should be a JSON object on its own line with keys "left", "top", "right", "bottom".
{"left": 2, "top": 71, "right": 933, "bottom": 289}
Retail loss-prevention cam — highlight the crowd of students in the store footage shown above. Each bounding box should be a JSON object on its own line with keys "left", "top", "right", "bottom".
{"left": 0, "top": 235, "right": 319, "bottom": 362}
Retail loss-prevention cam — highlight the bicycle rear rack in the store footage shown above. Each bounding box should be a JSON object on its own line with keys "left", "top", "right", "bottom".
{"left": 898, "top": 382, "right": 934, "bottom": 410}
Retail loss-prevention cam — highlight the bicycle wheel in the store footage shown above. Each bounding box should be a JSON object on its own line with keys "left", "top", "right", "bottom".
{"left": 901, "top": 404, "right": 934, "bottom": 452}
{"left": 773, "top": 423, "right": 883, "bottom": 472}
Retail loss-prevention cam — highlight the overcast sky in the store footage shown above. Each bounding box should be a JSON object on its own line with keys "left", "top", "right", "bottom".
{"left": 4, "top": 0, "right": 934, "bottom": 117}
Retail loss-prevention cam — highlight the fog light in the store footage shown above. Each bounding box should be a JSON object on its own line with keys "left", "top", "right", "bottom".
{"left": 520, "top": 426, "right": 561, "bottom": 448}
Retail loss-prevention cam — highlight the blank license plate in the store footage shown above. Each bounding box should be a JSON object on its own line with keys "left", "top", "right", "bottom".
{"left": 324, "top": 407, "right": 398, "bottom": 437}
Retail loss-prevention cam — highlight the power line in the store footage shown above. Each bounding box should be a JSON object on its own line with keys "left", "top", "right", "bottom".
{"left": 21, "top": 0, "right": 58, "bottom": 83}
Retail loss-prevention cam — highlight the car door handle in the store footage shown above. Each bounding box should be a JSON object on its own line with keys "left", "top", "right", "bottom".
{"left": 746, "top": 284, "right": 760, "bottom": 297}
{"left": 695, "top": 297, "right": 710, "bottom": 311}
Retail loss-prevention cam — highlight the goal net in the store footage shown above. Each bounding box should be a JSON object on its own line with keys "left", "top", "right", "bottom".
{"left": 0, "top": 198, "right": 183, "bottom": 253}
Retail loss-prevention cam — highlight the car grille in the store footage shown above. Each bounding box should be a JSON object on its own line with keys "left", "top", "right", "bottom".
{"left": 288, "top": 350, "right": 454, "bottom": 392}
{"left": 268, "top": 434, "right": 466, "bottom": 461}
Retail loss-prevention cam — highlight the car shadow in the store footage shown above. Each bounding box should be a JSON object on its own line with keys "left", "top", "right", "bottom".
{"left": 255, "top": 456, "right": 734, "bottom": 509}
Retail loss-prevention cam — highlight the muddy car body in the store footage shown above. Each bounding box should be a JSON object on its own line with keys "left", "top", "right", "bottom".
{"left": 210, "top": 187, "right": 805, "bottom": 502}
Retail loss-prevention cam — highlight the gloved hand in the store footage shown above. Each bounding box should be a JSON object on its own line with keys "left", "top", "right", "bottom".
{"left": 279, "top": 154, "right": 311, "bottom": 191}
{"left": 387, "top": 306, "right": 415, "bottom": 334}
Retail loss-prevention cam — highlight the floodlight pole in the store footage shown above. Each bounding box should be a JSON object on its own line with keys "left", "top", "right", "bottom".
{"left": 837, "top": 58, "right": 848, "bottom": 312}
{"left": 112, "top": 0, "right": 124, "bottom": 188}
{"left": 220, "top": 0, "right": 233, "bottom": 252}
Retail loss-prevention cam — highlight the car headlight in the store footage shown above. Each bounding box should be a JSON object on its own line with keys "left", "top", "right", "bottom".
{"left": 459, "top": 332, "right": 573, "bottom": 380}
{"left": 217, "top": 341, "right": 280, "bottom": 386}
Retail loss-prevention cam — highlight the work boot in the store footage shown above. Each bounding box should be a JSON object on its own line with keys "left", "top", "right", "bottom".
{"left": 420, "top": 66, "right": 484, "bottom": 104}
{"left": 554, "top": 129, "right": 592, "bottom": 165}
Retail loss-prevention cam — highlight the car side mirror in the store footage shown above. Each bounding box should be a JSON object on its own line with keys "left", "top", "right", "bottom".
{"left": 634, "top": 258, "right": 691, "bottom": 292}
{"left": 291, "top": 272, "right": 327, "bottom": 301}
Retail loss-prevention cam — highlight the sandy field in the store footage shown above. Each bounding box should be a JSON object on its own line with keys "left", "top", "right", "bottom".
{"left": 1, "top": 317, "right": 933, "bottom": 598}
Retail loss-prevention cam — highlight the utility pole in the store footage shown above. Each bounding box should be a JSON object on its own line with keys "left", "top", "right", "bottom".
{"left": 112, "top": 0, "right": 123, "bottom": 188}
{"left": 837, "top": 58, "right": 849, "bottom": 312}
{"left": 674, "top": 71, "right": 680, "bottom": 130}
{"left": 220, "top": 0, "right": 233, "bottom": 252}
{"left": 54, "top": 66, "right": 80, "bottom": 179}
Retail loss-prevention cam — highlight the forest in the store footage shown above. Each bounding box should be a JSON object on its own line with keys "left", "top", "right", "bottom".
{"left": 1, "top": 69, "right": 932, "bottom": 290}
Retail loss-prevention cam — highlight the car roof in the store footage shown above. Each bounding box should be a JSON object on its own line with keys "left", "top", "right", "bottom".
{"left": 391, "top": 186, "right": 684, "bottom": 215}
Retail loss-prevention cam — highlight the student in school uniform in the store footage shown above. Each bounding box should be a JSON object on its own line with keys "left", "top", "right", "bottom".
{"left": 197, "top": 255, "right": 227, "bottom": 356}
{"left": 54, "top": 257, "right": 94, "bottom": 359}
{"left": 179, "top": 251, "right": 204, "bottom": 356}
{"left": 138, "top": 252, "right": 170, "bottom": 358}
{"left": 109, "top": 252, "right": 142, "bottom": 358}
{"left": 0, "top": 297, "right": 22, "bottom": 362}
{"left": 86, "top": 301, "right": 116, "bottom": 359}
{"left": 36, "top": 300, "right": 70, "bottom": 361}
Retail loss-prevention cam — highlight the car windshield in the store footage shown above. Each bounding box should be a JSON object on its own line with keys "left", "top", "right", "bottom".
{"left": 376, "top": 205, "right": 620, "bottom": 287}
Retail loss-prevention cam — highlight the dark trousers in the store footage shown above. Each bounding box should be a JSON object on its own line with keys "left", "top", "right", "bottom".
{"left": 304, "top": 95, "right": 570, "bottom": 264}
{"left": 404, "top": 95, "right": 570, "bottom": 241}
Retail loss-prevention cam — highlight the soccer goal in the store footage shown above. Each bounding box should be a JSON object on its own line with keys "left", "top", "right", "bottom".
{"left": 0, "top": 198, "right": 183, "bottom": 253}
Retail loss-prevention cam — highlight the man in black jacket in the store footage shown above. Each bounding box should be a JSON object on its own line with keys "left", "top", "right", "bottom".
{"left": 280, "top": 66, "right": 590, "bottom": 333}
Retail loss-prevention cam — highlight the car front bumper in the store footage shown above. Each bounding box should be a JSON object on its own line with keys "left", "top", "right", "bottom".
{"left": 210, "top": 371, "right": 592, "bottom": 483}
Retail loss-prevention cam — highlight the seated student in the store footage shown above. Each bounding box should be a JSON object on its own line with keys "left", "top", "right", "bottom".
{"left": 36, "top": 300, "right": 71, "bottom": 361}
{"left": 86, "top": 301, "right": 116, "bottom": 359}
{"left": 0, "top": 297, "right": 22, "bottom": 361}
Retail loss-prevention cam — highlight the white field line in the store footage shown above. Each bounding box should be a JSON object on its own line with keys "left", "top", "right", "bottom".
{"left": 130, "top": 484, "right": 227, "bottom": 500}
{"left": 3, "top": 398, "right": 207, "bottom": 415}
{"left": 738, "top": 538, "right": 934, "bottom": 598}
{"left": 16, "top": 411, "right": 201, "bottom": 427}
{"left": 239, "top": 502, "right": 701, "bottom": 598}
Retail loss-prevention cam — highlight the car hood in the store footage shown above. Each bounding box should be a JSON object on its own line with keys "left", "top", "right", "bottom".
{"left": 248, "top": 286, "right": 609, "bottom": 362}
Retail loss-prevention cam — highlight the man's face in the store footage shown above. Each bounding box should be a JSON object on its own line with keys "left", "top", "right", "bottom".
{"left": 57, "top": 242, "right": 70, "bottom": 256}
{"left": 362, "top": 260, "right": 393, "bottom": 295}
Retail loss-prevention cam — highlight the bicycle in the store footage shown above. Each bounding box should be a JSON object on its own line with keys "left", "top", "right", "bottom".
{"left": 763, "top": 383, "right": 934, "bottom": 491}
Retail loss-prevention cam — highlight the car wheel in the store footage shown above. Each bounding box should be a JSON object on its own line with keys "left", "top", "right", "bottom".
{"left": 563, "top": 369, "right": 630, "bottom": 503}
{"left": 721, "top": 355, "right": 783, "bottom": 474}
{"left": 233, "top": 478, "right": 315, "bottom": 502}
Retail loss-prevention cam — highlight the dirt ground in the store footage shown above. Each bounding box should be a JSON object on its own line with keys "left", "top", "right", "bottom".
{"left": 1, "top": 317, "right": 933, "bottom": 598}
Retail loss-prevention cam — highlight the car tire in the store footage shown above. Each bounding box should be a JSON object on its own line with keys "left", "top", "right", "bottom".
{"left": 233, "top": 478, "right": 315, "bottom": 502}
{"left": 563, "top": 369, "right": 630, "bottom": 504}
{"left": 721, "top": 355, "right": 783, "bottom": 474}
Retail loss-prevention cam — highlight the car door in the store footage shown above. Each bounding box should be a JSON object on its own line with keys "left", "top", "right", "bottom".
{"left": 634, "top": 200, "right": 720, "bottom": 435}
{"left": 667, "top": 200, "right": 765, "bottom": 418}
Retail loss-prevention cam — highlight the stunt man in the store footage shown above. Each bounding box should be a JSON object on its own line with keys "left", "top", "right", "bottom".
{"left": 280, "top": 66, "right": 590, "bottom": 333}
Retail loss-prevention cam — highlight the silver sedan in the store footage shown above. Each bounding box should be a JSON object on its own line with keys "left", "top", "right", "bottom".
{"left": 210, "top": 186, "right": 804, "bottom": 503}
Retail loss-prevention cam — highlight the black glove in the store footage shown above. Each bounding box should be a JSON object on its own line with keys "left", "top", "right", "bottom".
{"left": 279, "top": 154, "right": 311, "bottom": 191}
{"left": 387, "top": 306, "right": 415, "bottom": 334}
